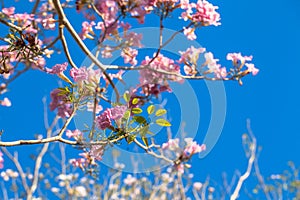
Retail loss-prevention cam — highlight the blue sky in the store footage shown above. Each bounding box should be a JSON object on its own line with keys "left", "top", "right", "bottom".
{"left": 0, "top": 0, "right": 300, "bottom": 198}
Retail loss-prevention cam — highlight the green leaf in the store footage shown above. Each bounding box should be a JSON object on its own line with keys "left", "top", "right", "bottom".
{"left": 155, "top": 118, "right": 171, "bottom": 127}
{"left": 133, "top": 116, "right": 147, "bottom": 125}
{"left": 132, "top": 108, "right": 143, "bottom": 114}
{"left": 147, "top": 105, "right": 155, "bottom": 115}
{"left": 123, "top": 92, "right": 130, "bottom": 102}
{"left": 155, "top": 109, "right": 167, "bottom": 116}
{"left": 126, "top": 135, "right": 136, "bottom": 144}
{"left": 132, "top": 98, "right": 139, "bottom": 105}
{"left": 122, "top": 110, "right": 131, "bottom": 120}
{"left": 142, "top": 137, "right": 149, "bottom": 147}
{"left": 140, "top": 125, "right": 149, "bottom": 137}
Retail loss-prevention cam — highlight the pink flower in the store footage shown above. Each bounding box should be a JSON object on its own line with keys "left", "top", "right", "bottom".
{"left": 101, "top": 46, "right": 113, "bottom": 58}
{"left": 70, "top": 67, "right": 88, "bottom": 82}
{"left": 42, "top": 14, "right": 56, "bottom": 30}
{"left": 183, "top": 138, "right": 206, "bottom": 156}
{"left": 46, "top": 62, "right": 68, "bottom": 74}
{"left": 179, "top": 46, "right": 206, "bottom": 64}
{"left": 66, "top": 129, "right": 82, "bottom": 138}
{"left": 95, "top": 105, "right": 127, "bottom": 130}
{"left": 49, "top": 89, "right": 72, "bottom": 118}
{"left": 245, "top": 63, "right": 259, "bottom": 76}
{"left": 183, "top": 27, "right": 197, "bottom": 40}
{"left": 124, "top": 32, "right": 143, "bottom": 48}
{"left": 95, "top": 110, "right": 112, "bottom": 130}
{"left": 70, "top": 158, "right": 86, "bottom": 168}
{"left": 140, "top": 53, "right": 182, "bottom": 85}
{"left": 193, "top": 182, "right": 203, "bottom": 190}
{"left": 176, "top": 163, "right": 184, "bottom": 175}
{"left": 121, "top": 47, "right": 138, "bottom": 66}
{"left": 2, "top": 7, "right": 15, "bottom": 16}
{"left": 204, "top": 52, "right": 220, "bottom": 71}
{"left": 80, "top": 21, "right": 96, "bottom": 40}
{"left": 181, "top": 0, "right": 221, "bottom": 26}
{"left": 226, "top": 53, "right": 253, "bottom": 63}
{"left": 0, "top": 97, "right": 11, "bottom": 107}
{"left": 89, "top": 145, "right": 104, "bottom": 161}
{"left": 162, "top": 138, "right": 179, "bottom": 151}
{"left": 110, "top": 105, "right": 127, "bottom": 120}
{"left": 0, "top": 151, "right": 4, "bottom": 169}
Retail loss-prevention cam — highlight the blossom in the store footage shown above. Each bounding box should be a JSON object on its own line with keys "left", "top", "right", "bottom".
{"left": 70, "top": 67, "right": 88, "bottom": 82}
{"left": 80, "top": 21, "right": 96, "bottom": 40}
{"left": 179, "top": 46, "right": 206, "bottom": 64}
{"left": 46, "top": 62, "right": 68, "bottom": 74}
{"left": 140, "top": 53, "right": 182, "bottom": 85}
{"left": 74, "top": 186, "right": 88, "bottom": 197}
{"left": 123, "top": 32, "right": 143, "bottom": 48}
{"left": 2, "top": 7, "right": 15, "bottom": 16}
{"left": 193, "top": 182, "right": 203, "bottom": 191}
{"left": 183, "top": 138, "right": 206, "bottom": 156}
{"left": 123, "top": 175, "right": 137, "bottom": 186}
{"left": 245, "top": 63, "right": 259, "bottom": 76}
{"left": 95, "top": 105, "right": 127, "bottom": 130}
{"left": 101, "top": 46, "right": 113, "bottom": 58}
{"left": 183, "top": 27, "right": 197, "bottom": 40}
{"left": 42, "top": 14, "right": 56, "bottom": 30}
{"left": 89, "top": 145, "right": 104, "bottom": 161}
{"left": 226, "top": 53, "right": 253, "bottom": 63}
{"left": 95, "top": 110, "right": 112, "bottom": 130}
{"left": 110, "top": 105, "right": 127, "bottom": 120}
{"left": 66, "top": 129, "right": 82, "bottom": 139}
{"left": 204, "top": 52, "right": 220, "bottom": 71}
{"left": 0, "top": 97, "right": 11, "bottom": 107}
{"left": 121, "top": 47, "right": 138, "bottom": 66}
{"left": 162, "top": 138, "right": 180, "bottom": 151}
{"left": 176, "top": 163, "right": 184, "bottom": 175}
{"left": 180, "top": 0, "right": 221, "bottom": 26}
{"left": 49, "top": 89, "right": 72, "bottom": 118}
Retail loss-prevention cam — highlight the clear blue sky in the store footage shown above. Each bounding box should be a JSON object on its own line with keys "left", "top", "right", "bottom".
{"left": 0, "top": 0, "right": 300, "bottom": 198}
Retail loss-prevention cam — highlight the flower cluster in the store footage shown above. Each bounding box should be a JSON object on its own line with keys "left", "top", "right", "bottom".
{"left": 140, "top": 53, "right": 183, "bottom": 85}
{"left": 227, "top": 52, "right": 259, "bottom": 75}
{"left": 162, "top": 138, "right": 206, "bottom": 174}
{"left": 180, "top": 0, "right": 221, "bottom": 26}
{"left": 95, "top": 105, "right": 127, "bottom": 130}
{"left": 49, "top": 88, "right": 72, "bottom": 118}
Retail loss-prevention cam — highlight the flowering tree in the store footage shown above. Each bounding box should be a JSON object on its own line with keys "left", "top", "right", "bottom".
{"left": 0, "top": 0, "right": 266, "bottom": 199}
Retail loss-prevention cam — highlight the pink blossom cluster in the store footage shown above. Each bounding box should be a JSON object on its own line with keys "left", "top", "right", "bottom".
{"left": 227, "top": 53, "right": 259, "bottom": 75}
{"left": 46, "top": 62, "right": 68, "bottom": 75}
{"left": 0, "top": 97, "right": 11, "bottom": 107}
{"left": 70, "top": 67, "right": 102, "bottom": 87}
{"left": 49, "top": 89, "right": 72, "bottom": 118}
{"left": 80, "top": 21, "right": 96, "bottom": 40}
{"left": 179, "top": 46, "right": 206, "bottom": 75}
{"left": 140, "top": 53, "right": 183, "bottom": 85}
{"left": 180, "top": 0, "right": 221, "bottom": 26}
{"left": 89, "top": 145, "right": 104, "bottom": 161}
{"left": 204, "top": 52, "right": 227, "bottom": 78}
{"left": 70, "top": 154, "right": 88, "bottom": 169}
{"left": 162, "top": 138, "right": 206, "bottom": 174}
{"left": 70, "top": 145, "right": 104, "bottom": 168}
{"left": 141, "top": 83, "right": 172, "bottom": 97}
{"left": 95, "top": 105, "right": 127, "bottom": 130}
{"left": 121, "top": 47, "right": 138, "bottom": 66}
